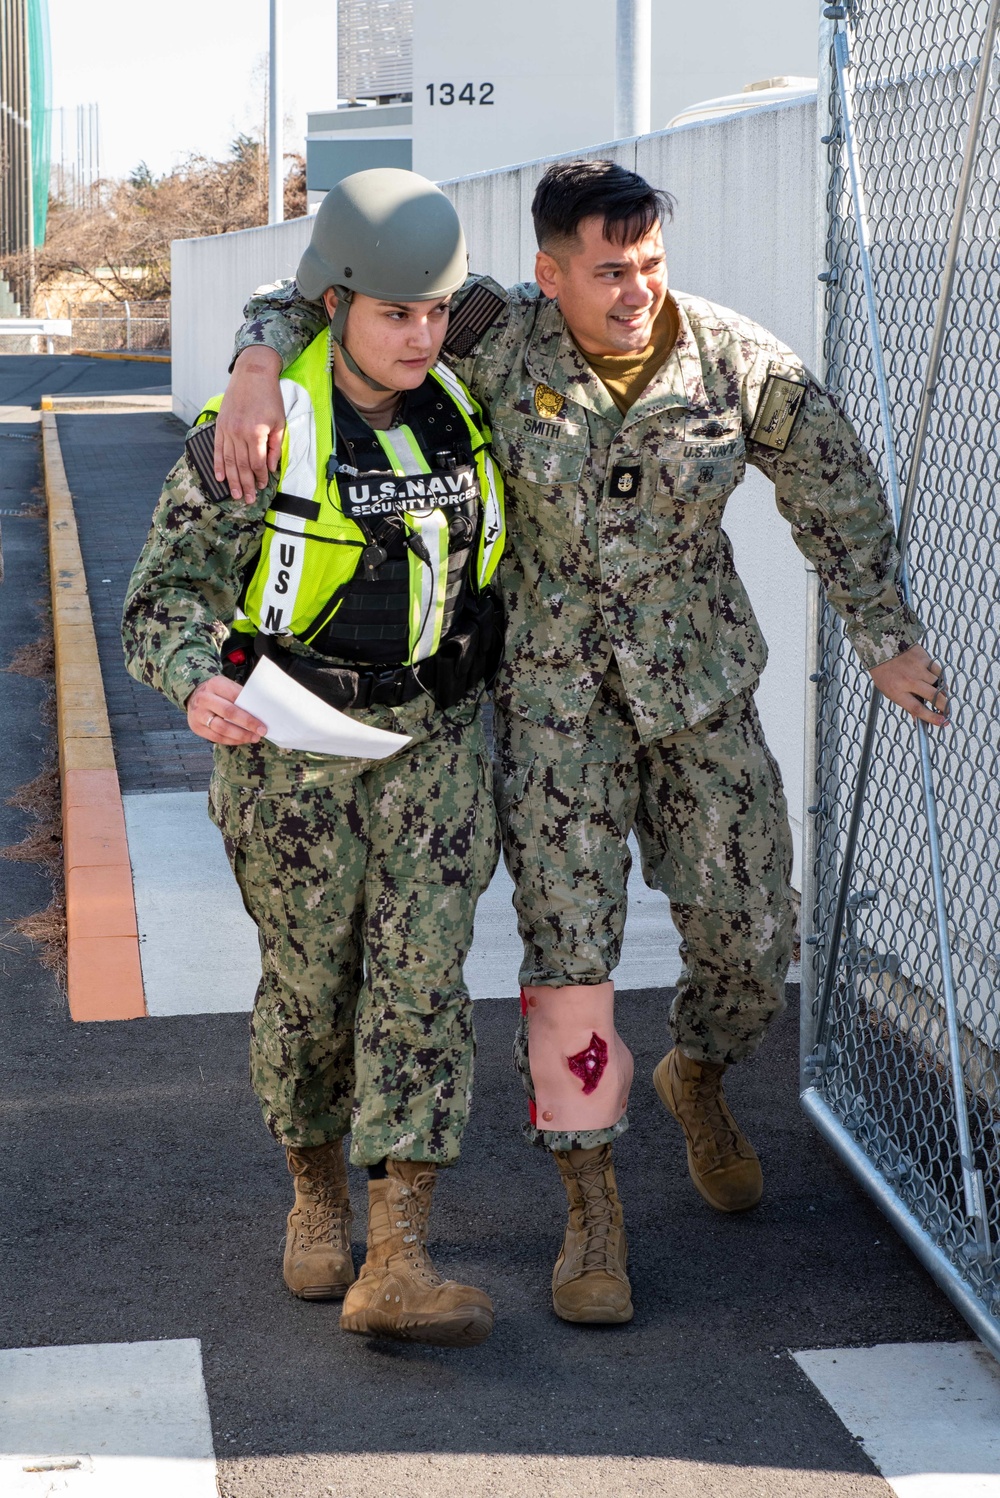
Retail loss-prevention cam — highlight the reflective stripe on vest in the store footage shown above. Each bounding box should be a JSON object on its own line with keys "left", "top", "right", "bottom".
{"left": 375, "top": 424, "right": 450, "bottom": 663}
{"left": 252, "top": 379, "right": 316, "bottom": 635}
{"left": 428, "top": 364, "right": 505, "bottom": 588}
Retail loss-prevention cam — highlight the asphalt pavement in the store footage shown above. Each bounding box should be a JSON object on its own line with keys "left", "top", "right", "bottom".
{"left": 0, "top": 355, "right": 973, "bottom": 1498}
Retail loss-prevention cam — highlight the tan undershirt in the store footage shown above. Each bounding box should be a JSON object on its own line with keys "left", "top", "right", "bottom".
{"left": 576, "top": 294, "right": 680, "bottom": 415}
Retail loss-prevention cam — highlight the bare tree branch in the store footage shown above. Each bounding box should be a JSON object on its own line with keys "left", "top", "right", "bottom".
{"left": 1, "top": 140, "right": 309, "bottom": 309}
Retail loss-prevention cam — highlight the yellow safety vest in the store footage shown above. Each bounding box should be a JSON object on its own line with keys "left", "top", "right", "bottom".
{"left": 200, "top": 329, "right": 505, "bottom": 666}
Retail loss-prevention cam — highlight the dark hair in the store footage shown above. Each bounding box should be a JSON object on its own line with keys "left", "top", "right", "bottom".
{"left": 531, "top": 159, "right": 674, "bottom": 254}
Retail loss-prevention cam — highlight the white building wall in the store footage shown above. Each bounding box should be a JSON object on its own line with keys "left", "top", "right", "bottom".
{"left": 652, "top": 3, "right": 817, "bottom": 129}
{"left": 171, "top": 99, "right": 818, "bottom": 881}
{"left": 411, "top": 0, "right": 816, "bottom": 182}
{"left": 171, "top": 217, "right": 315, "bottom": 426}
{"left": 413, "top": 0, "right": 614, "bottom": 181}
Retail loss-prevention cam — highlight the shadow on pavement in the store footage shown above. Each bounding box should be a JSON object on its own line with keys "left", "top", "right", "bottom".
{"left": 0, "top": 981, "right": 966, "bottom": 1478}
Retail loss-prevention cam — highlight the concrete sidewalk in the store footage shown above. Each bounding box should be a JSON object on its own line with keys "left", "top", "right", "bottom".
{"left": 0, "top": 355, "right": 989, "bottom": 1498}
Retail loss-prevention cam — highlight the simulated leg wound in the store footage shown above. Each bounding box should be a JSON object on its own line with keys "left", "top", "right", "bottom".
{"left": 283, "top": 1140, "right": 356, "bottom": 1299}
{"left": 654, "top": 1047, "right": 762, "bottom": 1212}
{"left": 340, "top": 1160, "right": 494, "bottom": 1347}
{"left": 523, "top": 982, "right": 634, "bottom": 1133}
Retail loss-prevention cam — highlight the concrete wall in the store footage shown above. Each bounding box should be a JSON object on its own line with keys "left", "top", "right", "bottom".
{"left": 171, "top": 99, "right": 818, "bottom": 880}
{"left": 171, "top": 217, "right": 315, "bottom": 427}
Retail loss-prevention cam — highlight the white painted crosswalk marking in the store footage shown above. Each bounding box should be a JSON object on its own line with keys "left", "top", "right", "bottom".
{"left": 0, "top": 1339, "right": 217, "bottom": 1496}
{"left": 794, "top": 1342, "right": 1000, "bottom": 1497}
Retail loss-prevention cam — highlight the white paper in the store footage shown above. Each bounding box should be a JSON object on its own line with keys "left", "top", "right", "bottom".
{"left": 235, "top": 655, "right": 412, "bottom": 759}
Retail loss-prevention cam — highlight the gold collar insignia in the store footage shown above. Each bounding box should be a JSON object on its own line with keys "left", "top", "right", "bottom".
{"left": 534, "top": 384, "right": 565, "bottom": 420}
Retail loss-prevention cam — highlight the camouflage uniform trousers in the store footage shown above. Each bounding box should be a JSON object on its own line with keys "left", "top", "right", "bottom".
{"left": 496, "top": 665, "right": 795, "bottom": 1152}
{"left": 208, "top": 692, "right": 499, "bottom": 1166}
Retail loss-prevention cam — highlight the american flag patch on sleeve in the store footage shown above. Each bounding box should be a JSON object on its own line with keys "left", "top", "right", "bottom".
{"left": 443, "top": 283, "right": 508, "bottom": 359}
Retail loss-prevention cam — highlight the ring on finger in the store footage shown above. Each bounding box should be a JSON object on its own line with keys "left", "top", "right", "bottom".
{"left": 206, "top": 712, "right": 216, "bottom": 729}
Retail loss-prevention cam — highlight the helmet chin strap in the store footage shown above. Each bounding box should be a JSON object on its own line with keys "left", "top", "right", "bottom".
{"left": 329, "top": 287, "right": 395, "bottom": 394}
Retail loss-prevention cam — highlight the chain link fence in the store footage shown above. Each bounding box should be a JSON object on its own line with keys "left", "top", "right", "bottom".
{"left": 802, "top": 0, "right": 1000, "bottom": 1353}
{"left": 68, "top": 300, "right": 170, "bottom": 352}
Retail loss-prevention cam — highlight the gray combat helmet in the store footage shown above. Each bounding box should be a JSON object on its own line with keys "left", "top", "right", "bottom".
{"left": 298, "top": 168, "right": 467, "bottom": 302}
{"left": 297, "top": 168, "right": 468, "bottom": 390}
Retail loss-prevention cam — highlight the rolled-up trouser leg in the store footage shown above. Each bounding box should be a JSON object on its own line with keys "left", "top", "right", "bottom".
{"left": 499, "top": 675, "right": 795, "bottom": 1142}
{"left": 209, "top": 748, "right": 367, "bottom": 1149}
{"left": 496, "top": 690, "right": 641, "bottom": 1152}
{"left": 634, "top": 691, "right": 796, "bottom": 1065}
{"left": 351, "top": 708, "right": 499, "bottom": 1167}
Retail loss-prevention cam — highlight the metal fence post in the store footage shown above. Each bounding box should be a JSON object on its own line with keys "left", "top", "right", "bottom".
{"left": 814, "top": 0, "right": 1000, "bottom": 1259}
{"left": 799, "top": 570, "right": 820, "bottom": 1070}
{"left": 808, "top": 0, "right": 1000, "bottom": 1348}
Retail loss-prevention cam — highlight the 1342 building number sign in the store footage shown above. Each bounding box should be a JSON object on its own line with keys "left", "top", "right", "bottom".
{"left": 425, "top": 83, "right": 495, "bottom": 105}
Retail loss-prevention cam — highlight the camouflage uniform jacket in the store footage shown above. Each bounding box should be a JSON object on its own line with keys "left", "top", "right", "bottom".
{"left": 235, "top": 278, "right": 922, "bottom": 741}
{"left": 123, "top": 457, "right": 277, "bottom": 711}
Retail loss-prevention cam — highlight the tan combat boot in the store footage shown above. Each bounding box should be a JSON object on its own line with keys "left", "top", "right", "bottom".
{"left": 283, "top": 1141, "right": 356, "bottom": 1300}
{"left": 653, "top": 1046, "right": 763, "bottom": 1212}
{"left": 551, "top": 1145, "right": 633, "bottom": 1324}
{"left": 340, "top": 1160, "right": 494, "bottom": 1347}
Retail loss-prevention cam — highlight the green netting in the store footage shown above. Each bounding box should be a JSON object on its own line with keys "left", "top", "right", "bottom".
{"left": 28, "top": 0, "right": 51, "bottom": 247}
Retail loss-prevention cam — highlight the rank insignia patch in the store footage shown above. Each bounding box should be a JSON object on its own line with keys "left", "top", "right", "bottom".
{"left": 749, "top": 370, "right": 807, "bottom": 451}
{"left": 534, "top": 384, "right": 565, "bottom": 420}
{"left": 609, "top": 464, "right": 641, "bottom": 499}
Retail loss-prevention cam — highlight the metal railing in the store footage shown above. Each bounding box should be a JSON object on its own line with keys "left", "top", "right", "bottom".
{"left": 802, "top": 0, "right": 1000, "bottom": 1355}
{"left": 68, "top": 300, "right": 169, "bottom": 352}
{"left": 0, "top": 317, "right": 71, "bottom": 354}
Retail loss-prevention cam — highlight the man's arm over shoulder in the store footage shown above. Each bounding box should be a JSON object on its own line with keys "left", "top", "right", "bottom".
{"left": 737, "top": 326, "right": 922, "bottom": 671}
{"left": 230, "top": 271, "right": 532, "bottom": 378}
{"left": 122, "top": 450, "right": 271, "bottom": 712}
{"left": 218, "top": 272, "right": 533, "bottom": 497}
{"left": 231, "top": 277, "right": 328, "bottom": 373}
{"left": 219, "top": 277, "right": 324, "bottom": 500}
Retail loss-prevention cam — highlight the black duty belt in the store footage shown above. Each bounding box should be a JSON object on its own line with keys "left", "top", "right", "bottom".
{"left": 232, "top": 593, "right": 501, "bottom": 714}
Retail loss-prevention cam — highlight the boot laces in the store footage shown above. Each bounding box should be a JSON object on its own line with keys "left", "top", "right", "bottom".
{"left": 294, "top": 1186, "right": 350, "bottom": 1250}
{"left": 392, "top": 1175, "right": 442, "bottom": 1287}
{"left": 288, "top": 1152, "right": 350, "bottom": 1250}
{"left": 572, "top": 1160, "right": 619, "bottom": 1274}
{"left": 688, "top": 1071, "right": 743, "bottom": 1161}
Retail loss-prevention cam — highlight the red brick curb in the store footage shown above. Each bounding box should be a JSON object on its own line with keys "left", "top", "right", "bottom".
{"left": 41, "top": 404, "right": 146, "bottom": 1021}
